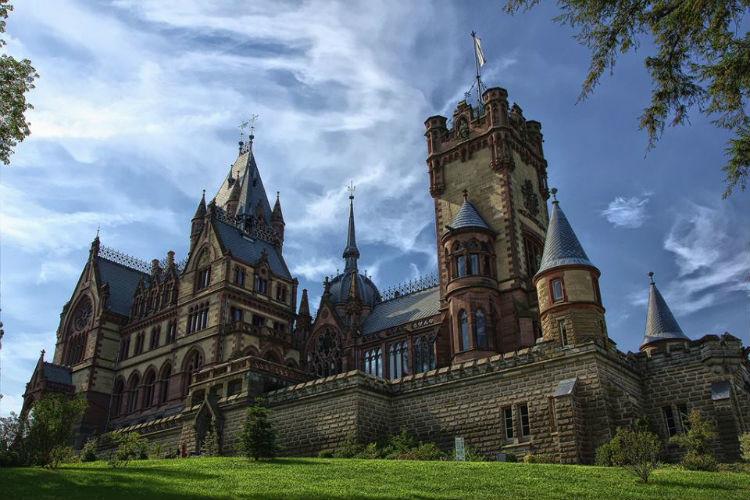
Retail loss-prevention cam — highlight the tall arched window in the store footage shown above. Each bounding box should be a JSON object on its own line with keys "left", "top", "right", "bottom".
{"left": 414, "top": 336, "right": 436, "bottom": 373}
{"left": 159, "top": 363, "right": 171, "bottom": 404}
{"left": 459, "top": 310, "right": 470, "bottom": 351}
{"left": 475, "top": 309, "right": 488, "bottom": 350}
{"left": 388, "top": 341, "right": 409, "bottom": 379}
{"left": 142, "top": 369, "right": 156, "bottom": 409}
{"left": 310, "top": 328, "right": 342, "bottom": 377}
{"left": 126, "top": 372, "right": 141, "bottom": 414}
{"left": 112, "top": 378, "right": 125, "bottom": 416}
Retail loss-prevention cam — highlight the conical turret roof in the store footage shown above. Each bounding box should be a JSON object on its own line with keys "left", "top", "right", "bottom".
{"left": 448, "top": 196, "right": 490, "bottom": 231}
{"left": 536, "top": 196, "right": 593, "bottom": 275}
{"left": 641, "top": 274, "right": 689, "bottom": 348}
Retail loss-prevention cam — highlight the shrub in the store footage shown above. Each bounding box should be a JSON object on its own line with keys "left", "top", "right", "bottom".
{"left": 741, "top": 433, "right": 750, "bottom": 462}
{"left": 109, "top": 432, "right": 149, "bottom": 467}
{"left": 317, "top": 449, "right": 334, "bottom": 458}
{"left": 356, "top": 442, "right": 382, "bottom": 459}
{"left": 523, "top": 452, "right": 554, "bottom": 464}
{"left": 149, "top": 442, "right": 164, "bottom": 460}
{"left": 47, "top": 446, "right": 75, "bottom": 469}
{"left": 464, "top": 446, "right": 486, "bottom": 462}
{"left": 332, "top": 435, "right": 365, "bottom": 458}
{"left": 399, "top": 442, "right": 447, "bottom": 461}
{"left": 80, "top": 438, "right": 98, "bottom": 462}
{"left": 670, "top": 410, "right": 717, "bottom": 471}
{"left": 682, "top": 450, "right": 717, "bottom": 471}
{"left": 596, "top": 426, "right": 661, "bottom": 482}
{"left": 240, "top": 400, "right": 277, "bottom": 460}
{"left": 382, "top": 430, "right": 419, "bottom": 459}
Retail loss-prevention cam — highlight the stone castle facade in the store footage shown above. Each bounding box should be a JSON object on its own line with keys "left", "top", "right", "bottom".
{"left": 22, "top": 86, "right": 750, "bottom": 463}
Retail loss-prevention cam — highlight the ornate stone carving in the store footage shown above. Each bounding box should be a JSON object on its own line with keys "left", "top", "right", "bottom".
{"left": 521, "top": 180, "right": 540, "bottom": 217}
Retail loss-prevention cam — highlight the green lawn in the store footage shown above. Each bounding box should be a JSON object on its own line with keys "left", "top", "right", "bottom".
{"left": 1, "top": 457, "right": 748, "bottom": 499}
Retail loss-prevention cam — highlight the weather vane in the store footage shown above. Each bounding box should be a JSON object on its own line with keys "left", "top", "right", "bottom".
{"left": 347, "top": 180, "right": 356, "bottom": 199}
{"left": 239, "top": 114, "right": 259, "bottom": 140}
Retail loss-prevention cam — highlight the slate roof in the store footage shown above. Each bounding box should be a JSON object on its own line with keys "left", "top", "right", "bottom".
{"left": 449, "top": 200, "right": 490, "bottom": 231}
{"left": 362, "top": 286, "right": 440, "bottom": 335}
{"left": 214, "top": 152, "right": 273, "bottom": 224}
{"left": 213, "top": 218, "right": 291, "bottom": 279}
{"left": 96, "top": 257, "right": 148, "bottom": 316}
{"left": 536, "top": 201, "right": 594, "bottom": 275}
{"left": 43, "top": 362, "right": 73, "bottom": 386}
{"left": 328, "top": 271, "right": 381, "bottom": 308}
{"left": 641, "top": 281, "right": 689, "bottom": 348}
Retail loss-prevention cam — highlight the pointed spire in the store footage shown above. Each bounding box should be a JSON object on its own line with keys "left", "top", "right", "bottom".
{"left": 194, "top": 190, "right": 207, "bottom": 219}
{"left": 536, "top": 189, "right": 594, "bottom": 275}
{"left": 89, "top": 231, "right": 101, "bottom": 259}
{"left": 272, "top": 191, "right": 284, "bottom": 222}
{"left": 448, "top": 191, "right": 490, "bottom": 231}
{"left": 298, "top": 289, "right": 310, "bottom": 317}
{"left": 641, "top": 272, "right": 689, "bottom": 348}
{"left": 342, "top": 185, "right": 360, "bottom": 272}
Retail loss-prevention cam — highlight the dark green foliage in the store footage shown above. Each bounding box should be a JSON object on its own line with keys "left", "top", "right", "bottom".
{"left": 504, "top": 0, "right": 750, "bottom": 197}
{"left": 670, "top": 409, "right": 718, "bottom": 471}
{"left": 201, "top": 420, "right": 221, "bottom": 457}
{"left": 239, "top": 401, "right": 277, "bottom": 460}
{"left": 80, "top": 438, "right": 98, "bottom": 463}
{"left": 25, "top": 395, "right": 87, "bottom": 467}
{"left": 108, "top": 432, "right": 149, "bottom": 468}
{"left": 47, "top": 446, "right": 75, "bottom": 469}
{"left": 329, "top": 430, "right": 447, "bottom": 461}
{"left": 0, "top": 1, "right": 38, "bottom": 165}
{"left": 0, "top": 412, "right": 25, "bottom": 467}
{"left": 594, "top": 426, "right": 661, "bottom": 483}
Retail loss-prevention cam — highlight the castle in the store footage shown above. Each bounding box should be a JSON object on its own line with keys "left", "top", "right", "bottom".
{"left": 22, "top": 86, "right": 750, "bottom": 463}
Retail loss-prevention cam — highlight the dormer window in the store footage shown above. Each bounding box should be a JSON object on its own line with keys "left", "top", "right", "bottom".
{"left": 254, "top": 273, "right": 268, "bottom": 294}
{"left": 551, "top": 279, "right": 565, "bottom": 303}
{"left": 276, "top": 285, "right": 287, "bottom": 303}
{"left": 233, "top": 266, "right": 246, "bottom": 287}
{"left": 197, "top": 267, "right": 211, "bottom": 290}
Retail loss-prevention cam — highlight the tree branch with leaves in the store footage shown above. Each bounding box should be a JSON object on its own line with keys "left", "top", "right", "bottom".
{"left": 1, "top": 0, "right": 38, "bottom": 165}
{"left": 505, "top": 0, "right": 750, "bottom": 197}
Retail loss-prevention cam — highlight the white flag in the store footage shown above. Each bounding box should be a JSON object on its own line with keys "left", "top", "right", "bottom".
{"left": 474, "top": 35, "right": 486, "bottom": 67}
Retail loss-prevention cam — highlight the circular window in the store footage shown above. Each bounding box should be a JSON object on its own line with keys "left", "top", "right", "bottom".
{"left": 72, "top": 297, "right": 93, "bottom": 332}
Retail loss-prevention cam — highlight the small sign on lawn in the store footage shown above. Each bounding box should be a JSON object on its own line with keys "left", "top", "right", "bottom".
{"left": 455, "top": 436, "right": 465, "bottom": 461}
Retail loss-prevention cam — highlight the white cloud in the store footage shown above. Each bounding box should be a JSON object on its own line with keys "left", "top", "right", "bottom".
{"left": 601, "top": 195, "right": 649, "bottom": 228}
{"left": 291, "top": 258, "right": 338, "bottom": 282}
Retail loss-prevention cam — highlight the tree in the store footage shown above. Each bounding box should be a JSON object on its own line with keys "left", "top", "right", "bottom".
{"left": 201, "top": 419, "right": 221, "bottom": 456}
{"left": 595, "top": 425, "right": 661, "bottom": 483}
{"left": 504, "top": 0, "right": 750, "bottom": 197}
{"left": 670, "top": 409, "right": 718, "bottom": 470}
{"left": 239, "top": 400, "right": 277, "bottom": 460}
{"left": 0, "top": 412, "right": 26, "bottom": 466}
{"left": 25, "top": 394, "right": 87, "bottom": 466}
{"left": 1, "top": 1, "right": 38, "bottom": 165}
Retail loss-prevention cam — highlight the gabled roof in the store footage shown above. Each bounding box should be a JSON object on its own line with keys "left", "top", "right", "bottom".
{"left": 536, "top": 201, "right": 593, "bottom": 275}
{"left": 641, "top": 280, "right": 689, "bottom": 348}
{"left": 96, "top": 257, "right": 148, "bottom": 316}
{"left": 361, "top": 286, "right": 440, "bottom": 335}
{"left": 448, "top": 200, "right": 490, "bottom": 231}
{"left": 213, "top": 218, "right": 291, "bottom": 279}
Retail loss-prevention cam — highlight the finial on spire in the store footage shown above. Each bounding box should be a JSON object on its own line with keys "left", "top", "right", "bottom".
{"left": 648, "top": 271, "right": 655, "bottom": 284}
{"left": 550, "top": 187, "right": 558, "bottom": 203}
{"left": 40, "top": 349, "right": 45, "bottom": 358}
{"left": 347, "top": 180, "right": 356, "bottom": 200}
{"left": 96, "top": 225, "right": 100, "bottom": 238}
{"left": 462, "top": 189, "right": 468, "bottom": 201}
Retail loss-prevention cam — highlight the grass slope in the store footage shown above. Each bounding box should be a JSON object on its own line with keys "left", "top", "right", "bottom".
{"left": 1, "top": 457, "right": 748, "bottom": 499}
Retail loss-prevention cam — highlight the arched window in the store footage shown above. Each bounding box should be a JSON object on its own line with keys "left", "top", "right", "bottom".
{"left": 475, "top": 309, "right": 488, "bottom": 350}
{"left": 126, "top": 372, "right": 141, "bottom": 414}
{"left": 310, "top": 328, "right": 342, "bottom": 377}
{"left": 195, "top": 250, "right": 211, "bottom": 291}
{"left": 112, "top": 378, "right": 125, "bottom": 416}
{"left": 456, "top": 255, "right": 467, "bottom": 277}
{"left": 364, "top": 347, "right": 382, "bottom": 378}
{"left": 159, "top": 363, "right": 171, "bottom": 404}
{"left": 414, "top": 336, "right": 436, "bottom": 373}
{"left": 182, "top": 350, "right": 204, "bottom": 396}
{"left": 388, "top": 341, "right": 409, "bottom": 379}
{"left": 142, "top": 369, "right": 156, "bottom": 408}
{"left": 459, "top": 310, "right": 470, "bottom": 351}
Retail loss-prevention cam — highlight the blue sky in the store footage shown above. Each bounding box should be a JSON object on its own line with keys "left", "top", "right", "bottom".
{"left": 1, "top": 0, "right": 748, "bottom": 416}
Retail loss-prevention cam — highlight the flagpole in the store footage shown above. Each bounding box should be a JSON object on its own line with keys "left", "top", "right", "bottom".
{"left": 471, "top": 31, "right": 483, "bottom": 110}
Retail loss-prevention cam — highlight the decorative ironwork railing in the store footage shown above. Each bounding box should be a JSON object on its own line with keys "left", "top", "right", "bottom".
{"left": 99, "top": 245, "right": 185, "bottom": 274}
{"left": 380, "top": 272, "right": 439, "bottom": 302}
{"left": 213, "top": 206, "right": 281, "bottom": 246}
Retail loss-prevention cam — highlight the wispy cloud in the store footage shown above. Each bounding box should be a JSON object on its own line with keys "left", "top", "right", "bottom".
{"left": 601, "top": 195, "right": 650, "bottom": 228}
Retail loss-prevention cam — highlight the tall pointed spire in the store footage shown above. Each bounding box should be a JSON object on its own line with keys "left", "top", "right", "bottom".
{"left": 536, "top": 188, "right": 594, "bottom": 275}
{"left": 194, "top": 190, "right": 206, "bottom": 219}
{"left": 298, "top": 289, "right": 311, "bottom": 318}
{"left": 342, "top": 184, "right": 360, "bottom": 272}
{"left": 641, "top": 272, "right": 689, "bottom": 349}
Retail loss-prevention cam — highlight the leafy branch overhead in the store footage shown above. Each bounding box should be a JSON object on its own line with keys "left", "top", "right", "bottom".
{"left": 1, "top": 0, "right": 38, "bottom": 165}
{"left": 505, "top": 0, "right": 750, "bottom": 197}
